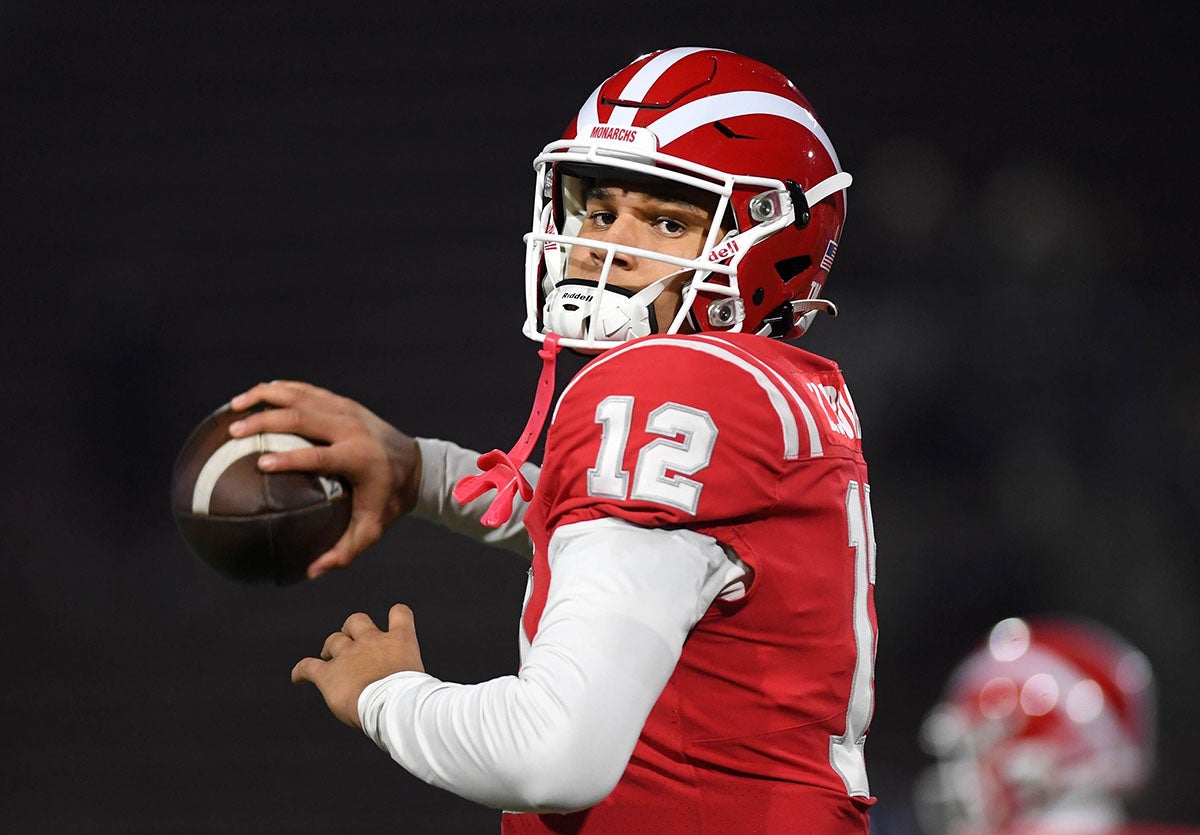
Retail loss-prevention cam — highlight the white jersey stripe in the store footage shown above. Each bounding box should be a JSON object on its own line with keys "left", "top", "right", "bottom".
{"left": 606, "top": 47, "right": 719, "bottom": 127}
{"left": 649, "top": 91, "right": 843, "bottom": 172}
{"left": 693, "top": 335, "right": 824, "bottom": 458}
{"left": 555, "top": 337, "right": 803, "bottom": 461}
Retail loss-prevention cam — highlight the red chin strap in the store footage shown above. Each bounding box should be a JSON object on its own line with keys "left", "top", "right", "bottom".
{"left": 452, "top": 333, "right": 562, "bottom": 527}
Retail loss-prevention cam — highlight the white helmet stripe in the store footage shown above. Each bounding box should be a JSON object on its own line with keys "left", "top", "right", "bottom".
{"left": 649, "top": 90, "right": 843, "bottom": 172}
{"left": 575, "top": 84, "right": 602, "bottom": 136}
{"left": 606, "top": 47, "right": 721, "bottom": 127}
{"left": 574, "top": 47, "right": 731, "bottom": 133}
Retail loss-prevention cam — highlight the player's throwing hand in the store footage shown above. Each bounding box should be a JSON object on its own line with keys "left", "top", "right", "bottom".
{"left": 229, "top": 380, "right": 423, "bottom": 579}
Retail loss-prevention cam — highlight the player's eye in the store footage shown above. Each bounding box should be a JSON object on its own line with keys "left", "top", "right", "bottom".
{"left": 654, "top": 216, "right": 687, "bottom": 236}
{"left": 585, "top": 210, "right": 616, "bottom": 230}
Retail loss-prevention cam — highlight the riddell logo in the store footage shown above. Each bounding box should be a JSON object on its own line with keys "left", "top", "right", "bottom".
{"left": 590, "top": 125, "right": 640, "bottom": 143}
{"left": 708, "top": 239, "right": 740, "bottom": 262}
{"left": 561, "top": 291, "right": 593, "bottom": 301}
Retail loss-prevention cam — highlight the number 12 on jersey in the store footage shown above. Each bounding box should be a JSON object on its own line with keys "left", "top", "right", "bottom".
{"left": 587, "top": 395, "right": 718, "bottom": 516}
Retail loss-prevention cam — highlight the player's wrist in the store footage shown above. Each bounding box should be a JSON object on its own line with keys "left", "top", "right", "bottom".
{"left": 389, "top": 432, "right": 423, "bottom": 516}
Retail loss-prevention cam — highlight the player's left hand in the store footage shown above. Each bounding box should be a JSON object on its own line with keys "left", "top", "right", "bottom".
{"left": 291, "top": 604, "right": 425, "bottom": 728}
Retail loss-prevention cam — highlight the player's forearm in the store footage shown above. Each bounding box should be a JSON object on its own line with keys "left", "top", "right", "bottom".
{"left": 410, "top": 437, "right": 537, "bottom": 557}
{"left": 356, "top": 594, "right": 677, "bottom": 812}
{"left": 357, "top": 655, "right": 654, "bottom": 813}
{"left": 358, "top": 519, "right": 741, "bottom": 812}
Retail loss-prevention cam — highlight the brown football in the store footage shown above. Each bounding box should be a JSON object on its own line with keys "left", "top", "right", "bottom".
{"left": 170, "top": 403, "right": 351, "bottom": 585}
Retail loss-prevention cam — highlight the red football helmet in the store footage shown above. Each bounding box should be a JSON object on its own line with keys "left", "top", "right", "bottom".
{"left": 914, "top": 616, "right": 1157, "bottom": 834}
{"left": 523, "top": 46, "right": 851, "bottom": 353}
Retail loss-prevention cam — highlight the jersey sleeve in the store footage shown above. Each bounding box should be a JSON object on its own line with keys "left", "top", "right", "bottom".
{"left": 411, "top": 436, "right": 537, "bottom": 557}
{"left": 535, "top": 335, "right": 821, "bottom": 534}
{"left": 357, "top": 516, "right": 740, "bottom": 812}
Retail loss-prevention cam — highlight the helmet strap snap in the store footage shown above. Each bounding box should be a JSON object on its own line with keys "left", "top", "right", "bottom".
{"left": 786, "top": 180, "right": 811, "bottom": 229}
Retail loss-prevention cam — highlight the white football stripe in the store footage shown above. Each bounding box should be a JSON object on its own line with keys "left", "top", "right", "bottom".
{"left": 191, "top": 432, "right": 314, "bottom": 515}
{"left": 648, "top": 91, "right": 842, "bottom": 171}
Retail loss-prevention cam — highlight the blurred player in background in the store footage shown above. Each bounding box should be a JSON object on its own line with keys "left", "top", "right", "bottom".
{"left": 914, "top": 615, "right": 1198, "bottom": 835}
{"left": 229, "top": 47, "right": 874, "bottom": 832}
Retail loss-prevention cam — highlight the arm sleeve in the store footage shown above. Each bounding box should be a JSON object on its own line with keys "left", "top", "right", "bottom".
{"left": 409, "top": 436, "right": 537, "bottom": 558}
{"left": 357, "top": 516, "right": 746, "bottom": 812}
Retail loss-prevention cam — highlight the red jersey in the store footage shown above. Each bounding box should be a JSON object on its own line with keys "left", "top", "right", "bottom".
{"left": 504, "top": 332, "right": 877, "bottom": 834}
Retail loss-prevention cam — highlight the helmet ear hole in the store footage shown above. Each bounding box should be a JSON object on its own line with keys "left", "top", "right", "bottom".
{"left": 774, "top": 256, "right": 811, "bottom": 283}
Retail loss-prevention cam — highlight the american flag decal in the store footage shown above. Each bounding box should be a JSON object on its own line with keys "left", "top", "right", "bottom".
{"left": 820, "top": 240, "right": 838, "bottom": 272}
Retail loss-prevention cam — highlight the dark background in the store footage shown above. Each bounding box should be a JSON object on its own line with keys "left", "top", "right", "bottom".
{"left": 2, "top": 2, "right": 1194, "bottom": 832}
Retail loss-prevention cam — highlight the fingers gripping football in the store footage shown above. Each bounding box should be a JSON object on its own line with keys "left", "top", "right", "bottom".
{"left": 292, "top": 604, "right": 425, "bottom": 728}
{"left": 229, "top": 381, "right": 422, "bottom": 578}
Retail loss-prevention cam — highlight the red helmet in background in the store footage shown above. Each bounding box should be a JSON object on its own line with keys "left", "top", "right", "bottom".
{"left": 524, "top": 47, "right": 851, "bottom": 353}
{"left": 914, "top": 616, "right": 1157, "bottom": 833}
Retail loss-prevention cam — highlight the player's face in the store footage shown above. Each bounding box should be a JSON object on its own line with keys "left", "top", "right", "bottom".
{"left": 566, "top": 179, "right": 721, "bottom": 332}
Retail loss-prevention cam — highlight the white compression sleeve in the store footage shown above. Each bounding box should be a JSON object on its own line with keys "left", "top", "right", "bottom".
{"left": 410, "top": 436, "right": 538, "bottom": 558}
{"left": 358, "top": 517, "right": 746, "bottom": 812}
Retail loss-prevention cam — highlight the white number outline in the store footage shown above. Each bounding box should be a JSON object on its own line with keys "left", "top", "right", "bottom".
{"left": 631, "top": 403, "right": 717, "bottom": 514}
{"left": 829, "top": 480, "right": 877, "bottom": 798}
{"left": 587, "top": 396, "right": 634, "bottom": 499}
{"left": 587, "top": 395, "right": 717, "bottom": 515}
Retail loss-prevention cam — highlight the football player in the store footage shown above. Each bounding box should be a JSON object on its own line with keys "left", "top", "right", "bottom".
{"left": 915, "top": 615, "right": 1197, "bottom": 834}
{"left": 230, "top": 47, "right": 873, "bottom": 833}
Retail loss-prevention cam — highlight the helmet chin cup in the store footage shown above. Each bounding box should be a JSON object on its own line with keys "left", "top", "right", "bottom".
{"left": 542, "top": 278, "right": 661, "bottom": 344}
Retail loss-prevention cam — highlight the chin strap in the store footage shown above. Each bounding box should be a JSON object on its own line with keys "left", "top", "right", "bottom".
{"left": 452, "top": 333, "right": 562, "bottom": 527}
